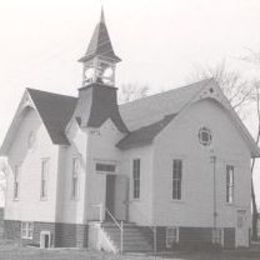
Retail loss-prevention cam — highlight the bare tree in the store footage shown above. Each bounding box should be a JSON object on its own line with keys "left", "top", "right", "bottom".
{"left": 188, "top": 60, "right": 259, "bottom": 240}
{"left": 250, "top": 82, "right": 260, "bottom": 240}
{"left": 118, "top": 83, "right": 149, "bottom": 104}
{"left": 188, "top": 60, "right": 254, "bottom": 117}
{"left": 240, "top": 47, "right": 260, "bottom": 240}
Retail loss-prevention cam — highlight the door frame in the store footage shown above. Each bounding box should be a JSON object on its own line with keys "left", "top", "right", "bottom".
{"left": 105, "top": 174, "right": 116, "bottom": 218}
{"left": 235, "top": 209, "right": 249, "bottom": 248}
{"left": 40, "top": 231, "right": 51, "bottom": 248}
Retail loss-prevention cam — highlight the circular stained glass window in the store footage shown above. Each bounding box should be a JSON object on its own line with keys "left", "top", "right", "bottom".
{"left": 198, "top": 127, "right": 212, "bottom": 146}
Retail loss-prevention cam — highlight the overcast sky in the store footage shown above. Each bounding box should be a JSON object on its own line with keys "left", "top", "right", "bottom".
{"left": 1, "top": 0, "right": 260, "bottom": 204}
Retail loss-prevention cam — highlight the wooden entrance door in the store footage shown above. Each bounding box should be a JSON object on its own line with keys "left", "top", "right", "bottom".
{"left": 114, "top": 175, "right": 129, "bottom": 221}
{"left": 106, "top": 174, "right": 116, "bottom": 219}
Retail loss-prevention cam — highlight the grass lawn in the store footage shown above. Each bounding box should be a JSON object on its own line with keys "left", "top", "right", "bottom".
{"left": 0, "top": 242, "right": 260, "bottom": 260}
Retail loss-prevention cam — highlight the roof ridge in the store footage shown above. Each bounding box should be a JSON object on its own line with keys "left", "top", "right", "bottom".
{"left": 119, "top": 78, "right": 213, "bottom": 108}
{"left": 131, "top": 113, "right": 176, "bottom": 132}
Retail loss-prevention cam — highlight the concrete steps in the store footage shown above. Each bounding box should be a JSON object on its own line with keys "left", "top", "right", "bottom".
{"left": 101, "top": 222, "right": 153, "bottom": 253}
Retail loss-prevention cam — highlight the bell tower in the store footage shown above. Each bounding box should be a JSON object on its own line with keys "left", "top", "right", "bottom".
{"left": 78, "top": 8, "right": 121, "bottom": 87}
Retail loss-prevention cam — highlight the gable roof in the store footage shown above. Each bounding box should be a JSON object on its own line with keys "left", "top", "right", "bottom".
{"left": 119, "top": 79, "right": 210, "bottom": 131}
{"left": 118, "top": 79, "right": 260, "bottom": 156}
{"left": 116, "top": 114, "right": 176, "bottom": 150}
{"left": 1, "top": 78, "right": 259, "bottom": 157}
{"left": 27, "top": 88, "right": 77, "bottom": 145}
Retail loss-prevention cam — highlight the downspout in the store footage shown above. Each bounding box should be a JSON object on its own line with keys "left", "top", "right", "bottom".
{"left": 210, "top": 155, "right": 217, "bottom": 244}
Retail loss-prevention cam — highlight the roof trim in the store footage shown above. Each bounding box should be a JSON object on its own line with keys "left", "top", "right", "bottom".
{"left": 0, "top": 90, "right": 45, "bottom": 155}
{"left": 26, "top": 88, "right": 77, "bottom": 145}
{"left": 179, "top": 80, "right": 260, "bottom": 158}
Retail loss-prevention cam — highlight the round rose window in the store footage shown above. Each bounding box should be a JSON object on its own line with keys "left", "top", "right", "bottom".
{"left": 198, "top": 127, "right": 212, "bottom": 146}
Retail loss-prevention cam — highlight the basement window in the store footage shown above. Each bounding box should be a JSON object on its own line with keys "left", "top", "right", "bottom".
{"left": 166, "top": 227, "right": 179, "bottom": 248}
{"left": 212, "top": 228, "right": 223, "bottom": 245}
{"left": 21, "top": 222, "right": 34, "bottom": 239}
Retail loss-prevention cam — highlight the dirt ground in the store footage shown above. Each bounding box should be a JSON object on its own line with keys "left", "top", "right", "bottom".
{"left": 0, "top": 242, "right": 260, "bottom": 260}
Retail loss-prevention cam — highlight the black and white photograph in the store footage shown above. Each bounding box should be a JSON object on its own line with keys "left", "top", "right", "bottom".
{"left": 0, "top": 0, "right": 260, "bottom": 259}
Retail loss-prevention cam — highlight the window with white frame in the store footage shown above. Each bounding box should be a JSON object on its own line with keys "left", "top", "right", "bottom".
{"left": 172, "top": 160, "right": 182, "bottom": 200}
{"left": 21, "top": 222, "right": 34, "bottom": 239}
{"left": 166, "top": 227, "right": 179, "bottom": 248}
{"left": 41, "top": 159, "right": 49, "bottom": 199}
{"left": 13, "top": 165, "right": 20, "bottom": 200}
{"left": 72, "top": 157, "right": 80, "bottom": 199}
{"left": 226, "top": 165, "right": 234, "bottom": 204}
{"left": 133, "top": 159, "right": 141, "bottom": 199}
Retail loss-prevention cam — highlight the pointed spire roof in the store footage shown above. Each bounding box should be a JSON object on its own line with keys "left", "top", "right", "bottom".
{"left": 79, "top": 8, "right": 121, "bottom": 63}
{"left": 100, "top": 6, "right": 105, "bottom": 24}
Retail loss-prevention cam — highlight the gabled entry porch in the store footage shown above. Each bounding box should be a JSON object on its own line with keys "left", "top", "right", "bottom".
{"left": 89, "top": 160, "right": 130, "bottom": 222}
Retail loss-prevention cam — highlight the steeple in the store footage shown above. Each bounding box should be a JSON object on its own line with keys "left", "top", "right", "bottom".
{"left": 79, "top": 7, "right": 121, "bottom": 87}
{"left": 100, "top": 6, "right": 105, "bottom": 24}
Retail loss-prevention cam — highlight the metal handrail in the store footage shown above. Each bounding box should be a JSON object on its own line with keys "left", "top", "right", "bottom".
{"left": 105, "top": 208, "right": 122, "bottom": 231}
{"left": 128, "top": 201, "right": 157, "bottom": 255}
{"left": 105, "top": 207, "right": 124, "bottom": 254}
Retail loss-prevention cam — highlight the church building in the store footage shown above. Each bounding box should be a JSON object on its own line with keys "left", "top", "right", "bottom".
{"left": 0, "top": 9, "right": 259, "bottom": 253}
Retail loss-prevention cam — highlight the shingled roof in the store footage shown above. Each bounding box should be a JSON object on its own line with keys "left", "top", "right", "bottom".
{"left": 73, "top": 83, "right": 128, "bottom": 133}
{"left": 25, "top": 79, "right": 212, "bottom": 146}
{"left": 27, "top": 88, "right": 77, "bottom": 145}
{"left": 116, "top": 114, "right": 177, "bottom": 150}
{"left": 119, "top": 79, "right": 211, "bottom": 131}
{"left": 78, "top": 8, "right": 121, "bottom": 63}
{"left": 2, "top": 78, "right": 259, "bottom": 156}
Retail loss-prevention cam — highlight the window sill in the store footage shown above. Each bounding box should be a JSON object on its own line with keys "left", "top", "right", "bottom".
{"left": 171, "top": 199, "right": 185, "bottom": 204}
{"left": 21, "top": 237, "right": 33, "bottom": 240}
{"left": 71, "top": 197, "right": 80, "bottom": 201}
{"left": 130, "top": 199, "right": 141, "bottom": 203}
{"left": 225, "top": 203, "right": 235, "bottom": 207}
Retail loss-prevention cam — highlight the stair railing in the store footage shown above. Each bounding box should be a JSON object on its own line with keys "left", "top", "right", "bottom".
{"left": 105, "top": 207, "right": 124, "bottom": 255}
{"left": 128, "top": 202, "right": 157, "bottom": 255}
